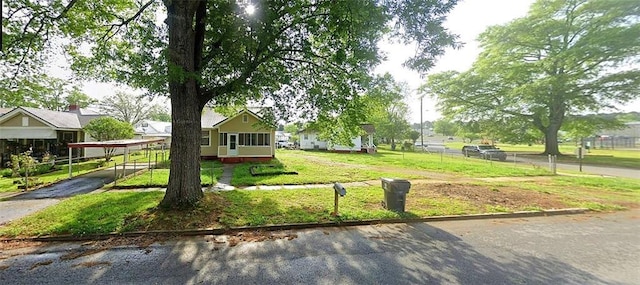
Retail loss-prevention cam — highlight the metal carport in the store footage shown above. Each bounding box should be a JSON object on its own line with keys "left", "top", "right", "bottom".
{"left": 66, "top": 138, "right": 165, "bottom": 178}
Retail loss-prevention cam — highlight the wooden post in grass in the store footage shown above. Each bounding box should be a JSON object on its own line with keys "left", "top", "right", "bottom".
{"left": 114, "top": 161, "right": 117, "bottom": 186}
{"left": 25, "top": 166, "right": 29, "bottom": 192}
{"left": 332, "top": 183, "right": 347, "bottom": 216}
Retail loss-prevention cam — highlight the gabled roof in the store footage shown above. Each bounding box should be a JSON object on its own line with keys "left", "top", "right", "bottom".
{"left": 136, "top": 120, "right": 172, "bottom": 135}
{"left": 209, "top": 108, "right": 272, "bottom": 128}
{"left": 0, "top": 108, "right": 12, "bottom": 116}
{"left": 0, "top": 107, "right": 82, "bottom": 129}
{"left": 201, "top": 108, "right": 227, "bottom": 128}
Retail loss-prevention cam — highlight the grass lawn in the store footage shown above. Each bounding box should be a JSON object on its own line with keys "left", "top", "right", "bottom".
{"left": 0, "top": 160, "right": 107, "bottom": 193}
{"left": 114, "top": 160, "right": 223, "bottom": 187}
{"left": 444, "top": 142, "right": 640, "bottom": 169}
{"left": 231, "top": 153, "right": 425, "bottom": 186}
{"left": 1, "top": 173, "right": 638, "bottom": 237}
{"left": 281, "top": 148, "right": 551, "bottom": 178}
{"left": 0, "top": 150, "right": 169, "bottom": 193}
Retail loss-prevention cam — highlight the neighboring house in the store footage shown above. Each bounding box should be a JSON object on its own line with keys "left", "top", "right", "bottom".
{"left": 275, "top": 131, "right": 292, "bottom": 142}
{"left": 0, "top": 106, "right": 131, "bottom": 165}
{"left": 200, "top": 108, "right": 276, "bottom": 163}
{"left": 299, "top": 124, "right": 376, "bottom": 152}
{"left": 135, "top": 120, "right": 172, "bottom": 148}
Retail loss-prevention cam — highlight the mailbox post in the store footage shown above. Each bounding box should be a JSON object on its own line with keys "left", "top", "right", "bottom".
{"left": 332, "top": 182, "right": 347, "bottom": 216}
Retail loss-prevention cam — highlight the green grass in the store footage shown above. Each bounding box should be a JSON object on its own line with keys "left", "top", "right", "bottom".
{"left": 0, "top": 191, "right": 162, "bottom": 236}
{"left": 285, "top": 148, "right": 550, "bottom": 178}
{"left": 0, "top": 150, "right": 170, "bottom": 193}
{"left": 231, "top": 154, "right": 424, "bottom": 186}
{"left": 115, "top": 160, "right": 223, "bottom": 187}
{"left": 3, "top": 172, "right": 637, "bottom": 237}
{"left": 436, "top": 142, "right": 640, "bottom": 169}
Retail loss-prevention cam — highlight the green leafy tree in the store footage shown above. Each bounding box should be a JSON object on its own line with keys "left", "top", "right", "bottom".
{"left": 99, "top": 92, "right": 153, "bottom": 125}
{"left": 365, "top": 74, "right": 412, "bottom": 150}
{"left": 455, "top": 121, "right": 482, "bottom": 143}
{"left": 433, "top": 119, "right": 457, "bottom": 136}
{"left": 83, "top": 117, "right": 135, "bottom": 162}
{"left": 0, "top": 74, "right": 95, "bottom": 110}
{"left": 147, "top": 104, "right": 171, "bottom": 122}
{"left": 409, "top": 130, "right": 420, "bottom": 145}
{"left": 4, "top": 0, "right": 460, "bottom": 208}
{"left": 425, "top": 0, "right": 640, "bottom": 155}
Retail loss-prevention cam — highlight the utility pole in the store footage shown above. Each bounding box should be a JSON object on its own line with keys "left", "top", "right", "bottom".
{"left": 420, "top": 95, "right": 424, "bottom": 149}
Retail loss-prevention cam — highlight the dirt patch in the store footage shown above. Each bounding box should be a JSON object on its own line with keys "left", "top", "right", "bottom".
{"left": 224, "top": 230, "right": 298, "bottom": 247}
{"left": 409, "top": 183, "right": 569, "bottom": 210}
{"left": 60, "top": 235, "right": 168, "bottom": 260}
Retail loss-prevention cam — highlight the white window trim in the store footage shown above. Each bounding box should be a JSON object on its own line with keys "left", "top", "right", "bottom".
{"left": 242, "top": 114, "right": 248, "bottom": 123}
{"left": 22, "top": 117, "right": 29, "bottom": 126}
{"left": 201, "top": 130, "right": 211, "bottom": 146}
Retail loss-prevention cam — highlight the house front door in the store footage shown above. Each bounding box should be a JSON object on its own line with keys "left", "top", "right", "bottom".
{"left": 228, "top": 134, "right": 238, "bottom": 156}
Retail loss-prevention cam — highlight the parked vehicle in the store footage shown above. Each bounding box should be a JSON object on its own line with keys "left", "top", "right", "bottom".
{"left": 277, "top": 141, "right": 295, "bottom": 149}
{"left": 461, "top": 145, "right": 507, "bottom": 161}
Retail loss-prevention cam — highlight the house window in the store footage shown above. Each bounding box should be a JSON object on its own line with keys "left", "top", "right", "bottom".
{"left": 201, "top": 130, "right": 210, "bottom": 146}
{"left": 238, "top": 133, "right": 270, "bottom": 146}
{"left": 242, "top": 114, "right": 248, "bottom": 123}
{"left": 303, "top": 133, "right": 308, "bottom": 140}
{"left": 219, "top": 133, "right": 227, "bottom": 146}
{"left": 22, "top": 117, "right": 29, "bottom": 126}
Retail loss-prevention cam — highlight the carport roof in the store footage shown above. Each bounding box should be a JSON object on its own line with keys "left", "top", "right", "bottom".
{"left": 67, "top": 138, "right": 165, "bottom": 148}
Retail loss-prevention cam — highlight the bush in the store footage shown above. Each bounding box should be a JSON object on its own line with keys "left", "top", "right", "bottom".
{"left": 1, "top": 168, "right": 12, "bottom": 178}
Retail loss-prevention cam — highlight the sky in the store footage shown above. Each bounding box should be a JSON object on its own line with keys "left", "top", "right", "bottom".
{"left": 374, "top": 0, "right": 535, "bottom": 123}
{"left": 74, "top": 0, "right": 638, "bottom": 123}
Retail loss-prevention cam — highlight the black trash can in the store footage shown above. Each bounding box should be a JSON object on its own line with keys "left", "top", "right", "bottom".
{"left": 381, "top": 178, "right": 411, "bottom": 212}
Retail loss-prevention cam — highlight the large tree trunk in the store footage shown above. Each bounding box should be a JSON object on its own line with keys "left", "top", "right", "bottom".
{"left": 543, "top": 127, "right": 560, "bottom": 155}
{"left": 160, "top": 0, "right": 204, "bottom": 208}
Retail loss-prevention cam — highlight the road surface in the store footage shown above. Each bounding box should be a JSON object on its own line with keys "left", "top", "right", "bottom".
{"left": 1, "top": 210, "right": 638, "bottom": 284}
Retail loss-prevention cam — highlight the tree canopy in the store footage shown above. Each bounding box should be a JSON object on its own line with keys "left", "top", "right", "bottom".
{"left": 83, "top": 117, "right": 135, "bottom": 161}
{"left": 424, "top": 0, "right": 640, "bottom": 155}
{"left": 364, "top": 73, "right": 411, "bottom": 149}
{"left": 3, "top": 0, "right": 460, "bottom": 207}
{"left": 99, "top": 92, "right": 155, "bottom": 125}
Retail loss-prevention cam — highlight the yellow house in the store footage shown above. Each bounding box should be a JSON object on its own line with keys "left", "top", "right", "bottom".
{"left": 200, "top": 109, "right": 276, "bottom": 163}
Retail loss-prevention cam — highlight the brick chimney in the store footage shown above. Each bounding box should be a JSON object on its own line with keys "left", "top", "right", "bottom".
{"left": 68, "top": 104, "right": 79, "bottom": 111}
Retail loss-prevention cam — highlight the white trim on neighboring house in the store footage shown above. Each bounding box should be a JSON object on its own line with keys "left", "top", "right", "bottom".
{"left": 0, "top": 127, "right": 59, "bottom": 139}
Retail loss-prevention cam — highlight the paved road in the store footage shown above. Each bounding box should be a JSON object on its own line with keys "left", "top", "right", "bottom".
{"left": 1, "top": 210, "right": 638, "bottom": 284}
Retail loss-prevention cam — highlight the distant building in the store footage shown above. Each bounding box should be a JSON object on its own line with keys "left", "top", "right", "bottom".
{"left": 586, "top": 121, "right": 640, "bottom": 149}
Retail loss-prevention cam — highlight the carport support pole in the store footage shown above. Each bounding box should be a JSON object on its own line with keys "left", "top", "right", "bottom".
{"left": 68, "top": 147, "right": 72, "bottom": 178}
{"left": 123, "top": 147, "right": 128, "bottom": 177}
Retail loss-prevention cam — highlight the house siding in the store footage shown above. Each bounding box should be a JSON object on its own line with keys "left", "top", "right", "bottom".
{"left": 1, "top": 113, "right": 48, "bottom": 127}
{"left": 217, "top": 112, "right": 275, "bottom": 158}
{"left": 300, "top": 132, "right": 327, "bottom": 150}
{"left": 201, "top": 129, "right": 219, "bottom": 157}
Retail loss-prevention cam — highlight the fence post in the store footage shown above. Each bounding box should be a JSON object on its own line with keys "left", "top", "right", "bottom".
{"left": 25, "top": 166, "right": 29, "bottom": 192}
{"left": 114, "top": 161, "right": 118, "bottom": 186}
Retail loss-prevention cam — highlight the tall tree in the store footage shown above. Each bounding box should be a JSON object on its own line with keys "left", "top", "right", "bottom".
{"left": 99, "top": 92, "right": 153, "bottom": 125}
{"left": 433, "top": 119, "right": 457, "bottom": 136}
{"left": 147, "top": 104, "right": 171, "bottom": 122}
{"left": 3, "top": 0, "right": 460, "bottom": 208}
{"left": 365, "top": 73, "right": 412, "bottom": 149}
{"left": 425, "top": 0, "right": 640, "bottom": 155}
{"left": 83, "top": 117, "right": 135, "bottom": 161}
{"left": 0, "top": 74, "right": 95, "bottom": 110}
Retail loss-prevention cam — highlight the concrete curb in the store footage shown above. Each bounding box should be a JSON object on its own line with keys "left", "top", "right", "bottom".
{"left": 0, "top": 208, "right": 589, "bottom": 243}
